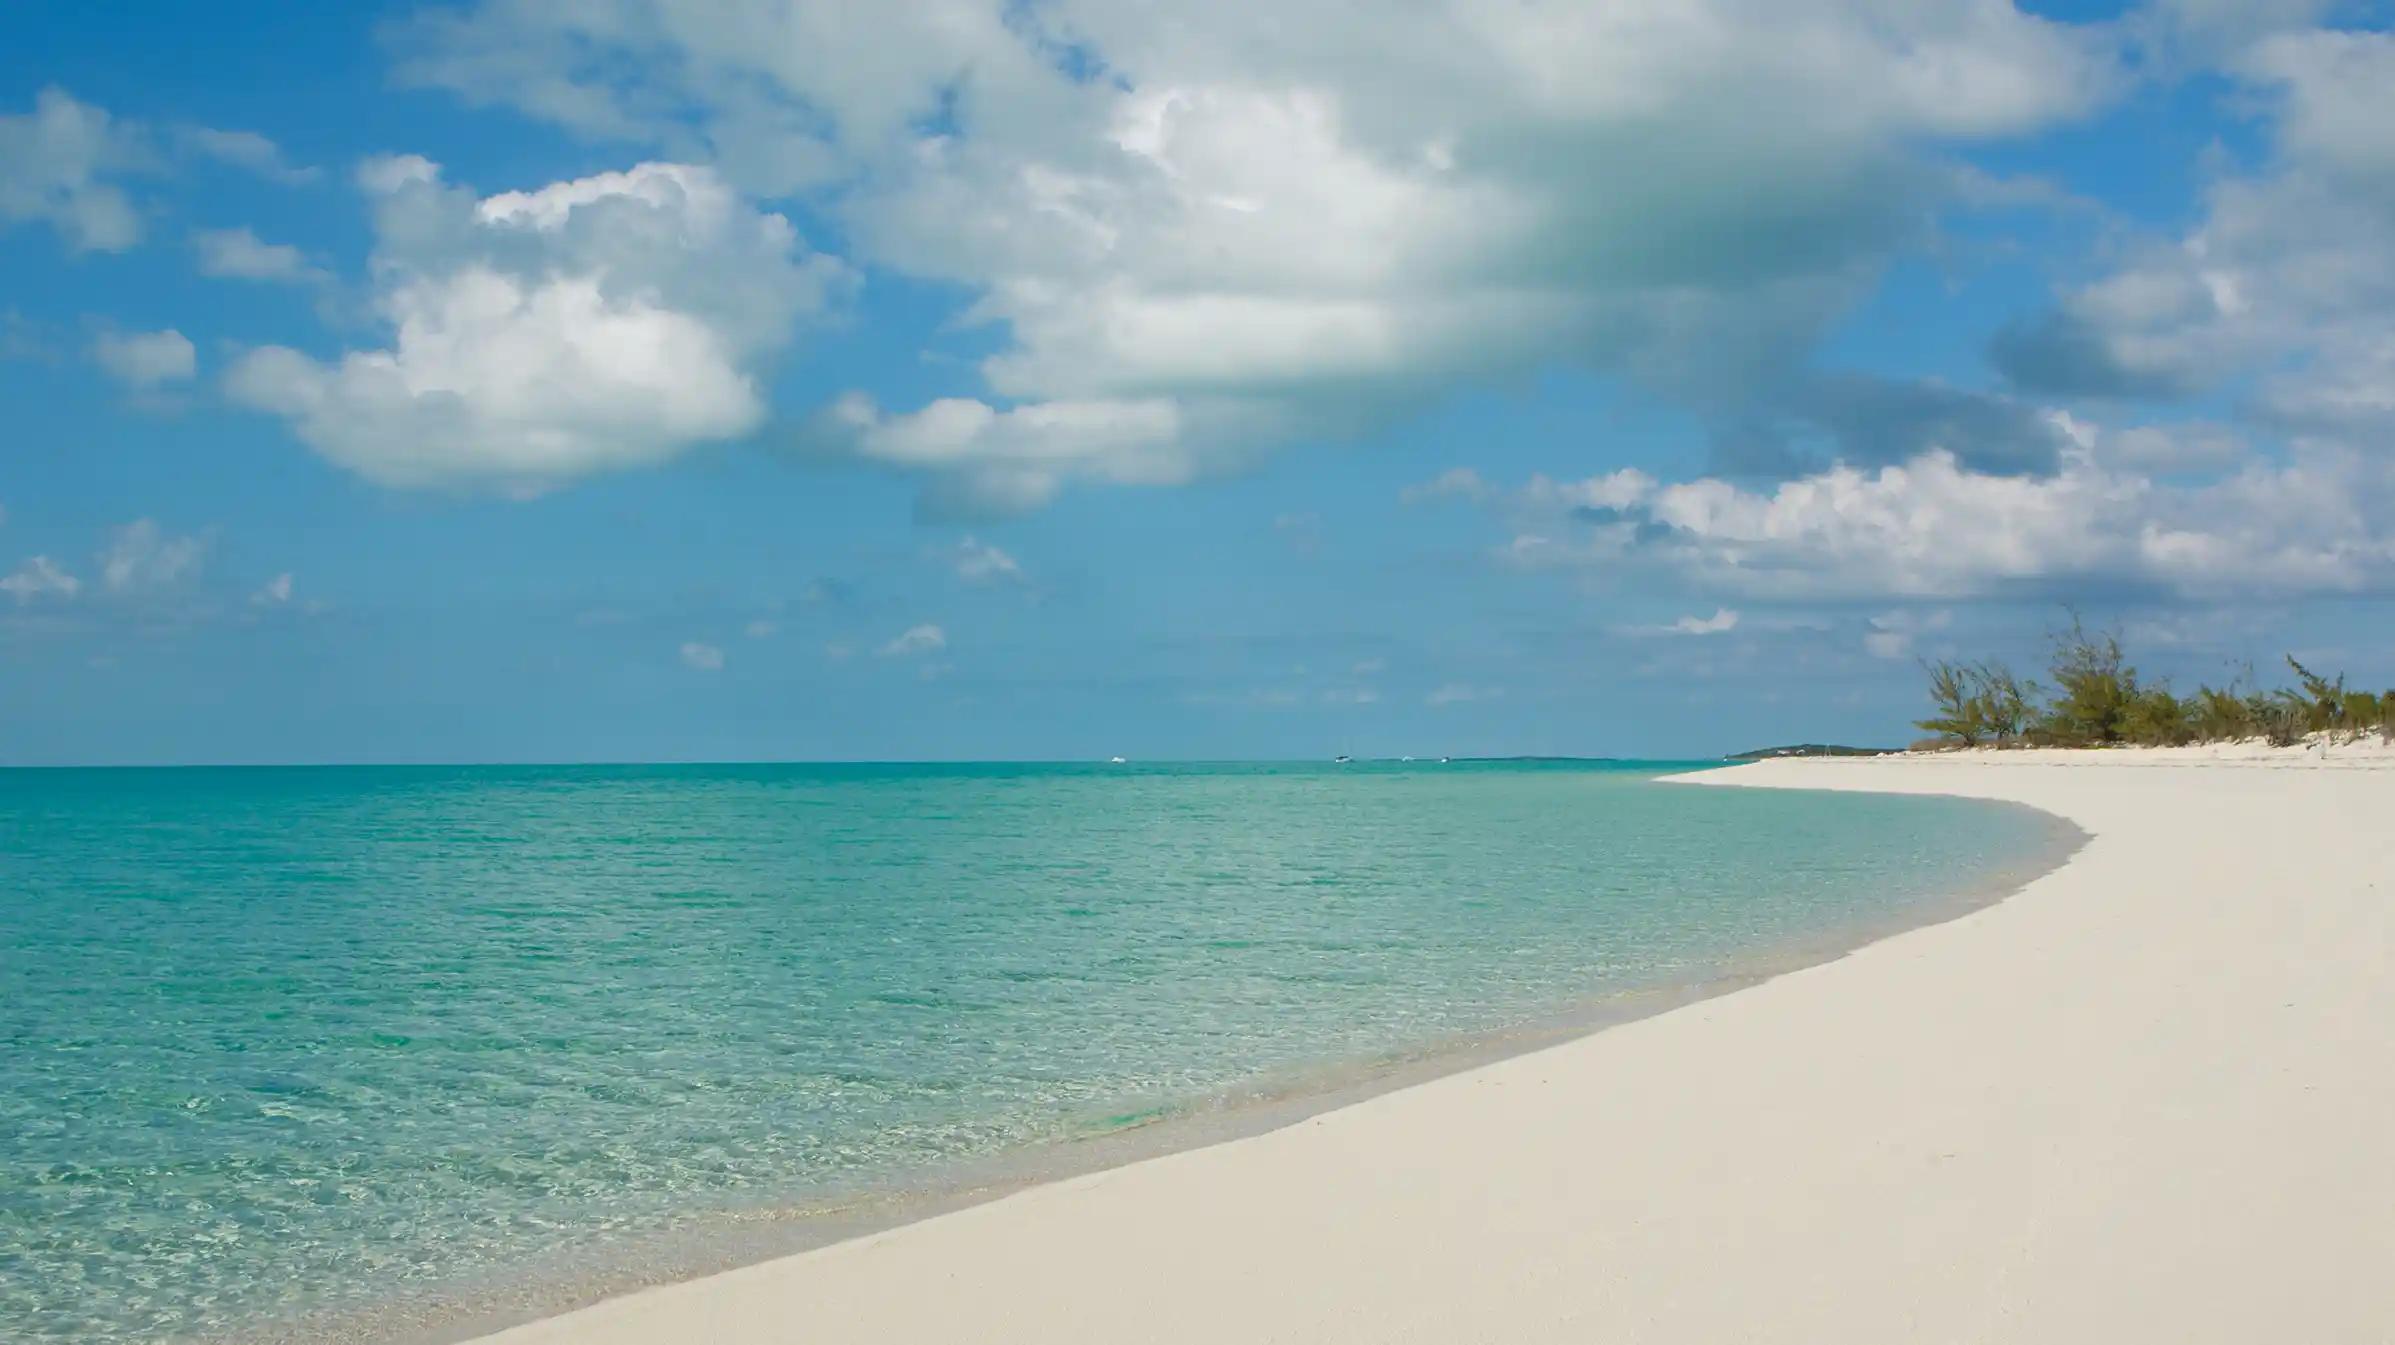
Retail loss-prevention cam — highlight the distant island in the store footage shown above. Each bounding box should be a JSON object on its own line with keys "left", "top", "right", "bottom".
{"left": 1727, "top": 744, "right": 1892, "bottom": 760}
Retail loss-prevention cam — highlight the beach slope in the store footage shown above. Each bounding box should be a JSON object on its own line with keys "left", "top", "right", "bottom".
{"left": 471, "top": 755, "right": 2394, "bottom": 1344}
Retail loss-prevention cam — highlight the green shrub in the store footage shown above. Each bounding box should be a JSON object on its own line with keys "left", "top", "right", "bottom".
{"left": 1913, "top": 616, "right": 2382, "bottom": 751}
{"left": 1914, "top": 659, "right": 2038, "bottom": 747}
{"left": 1916, "top": 660, "right": 1986, "bottom": 746}
{"left": 2339, "top": 689, "right": 2384, "bottom": 743}
{"left": 2037, "top": 615, "right": 2136, "bottom": 746}
{"left": 2286, "top": 657, "right": 2347, "bottom": 738}
{"left": 2120, "top": 685, "right": 2193, "bottom": 746}
{"left": 2191, "top": 682, "right": 2255, "bottom": 741}
{"left": 2254, "top": 691, "right": 2306, "bottom": 747}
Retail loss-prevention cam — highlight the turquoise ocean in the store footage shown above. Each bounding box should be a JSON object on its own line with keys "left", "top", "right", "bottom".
{"left": 0, "top": 761, "right": 2069, "bottom": 1341}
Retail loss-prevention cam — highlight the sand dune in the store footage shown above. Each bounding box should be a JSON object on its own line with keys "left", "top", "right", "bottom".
{"left": 468, "top": 755, "right": 2395, "bottom": 1344}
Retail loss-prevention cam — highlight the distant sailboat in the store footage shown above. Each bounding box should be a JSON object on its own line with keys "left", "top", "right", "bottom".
{"left": 1109, "top": 756, "right": 1127, "bottom": 764}
{"left": 1332, "top": 754, "right": 1352, "bottom": 764}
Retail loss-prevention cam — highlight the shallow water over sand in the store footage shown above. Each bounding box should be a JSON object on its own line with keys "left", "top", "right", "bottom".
{"left": 0, "top": 760, "right": 2067, "bottom": 1341}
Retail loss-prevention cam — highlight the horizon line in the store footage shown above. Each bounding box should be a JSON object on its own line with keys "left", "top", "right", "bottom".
{"left": 0, "top": 753, "right": 1745, "bottom": 772}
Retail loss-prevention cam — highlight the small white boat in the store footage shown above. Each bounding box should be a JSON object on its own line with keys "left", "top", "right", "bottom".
{"left": 1109, "top": 756, "right": 1127, "bottom": 764}
{"left": 1333, "top": 754, "right": 1352, "bottom": 764}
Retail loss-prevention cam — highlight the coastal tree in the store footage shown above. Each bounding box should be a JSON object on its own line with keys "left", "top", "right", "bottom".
{"left": 2286, "top": 657, "right": 2346, "bottom": 739}
{"left": 1916, "top": 660, "right": 1987, "bottom": 745}
{"left": 1973, "top": 661, "right": 2037, "bottom": 741}
{"left": 2037, "top": 614, "right": 2135, "bottom": 746}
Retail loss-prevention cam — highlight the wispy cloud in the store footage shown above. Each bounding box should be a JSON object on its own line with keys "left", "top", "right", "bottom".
{"left": 249, "top": 572, "right": 294, "bottom": 606}
{"left": 192, "top": 227, "right": 330, "bottom": 287}
{"left": 1401, "top": 468, "right": 1493, "bottom": 505}
{"left": 1667, "top": 608, "right": 1740, "bottom": 637}
{"left": 1863, "top": 609, "right": 1952, "bottom": 661}
{"left": 99, "top": 519, "right": 208, "bottom": 594}
{"left": 91, "top": 329, "right": 195, "bottom": 389}
{"left": 175, "top": 126, "right": 317, "bottom": 184}
{"left": 877, "top": 623, "right": 946, "bottom": 658}
{"left": 1426, "top": 683, "right": 1502, "bottom": 707}
{"left": 1, "top": 555, "right": 80, "bottom": 603}
{"left": 946, "top": 537, "right": 1024, "bottom": 585}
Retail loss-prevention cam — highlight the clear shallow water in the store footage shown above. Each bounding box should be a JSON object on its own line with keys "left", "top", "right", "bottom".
{"left": 0, "top": 761, "right": 2065, "bottom": 1342}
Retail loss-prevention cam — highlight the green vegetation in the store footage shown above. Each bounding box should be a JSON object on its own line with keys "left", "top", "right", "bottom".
{"left": 1915, "top": 617, "right": 2394, "bottom": 750}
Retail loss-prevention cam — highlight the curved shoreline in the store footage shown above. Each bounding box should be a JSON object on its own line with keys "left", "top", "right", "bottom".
{"left": 235, "top": 778, "right": 2083, "bottom": 1345}
{"left": 432, "top": 754, "right": 2393, "bottom": 1344}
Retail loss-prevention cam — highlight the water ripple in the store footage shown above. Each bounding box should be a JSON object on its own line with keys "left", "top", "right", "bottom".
{"left": 0, "top": 761, "right": 2058, "bottom": 1341}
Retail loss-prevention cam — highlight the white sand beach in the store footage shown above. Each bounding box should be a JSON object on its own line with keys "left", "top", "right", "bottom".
{"left": 469, "top": 753, "right": 2395, "bottom": 1344}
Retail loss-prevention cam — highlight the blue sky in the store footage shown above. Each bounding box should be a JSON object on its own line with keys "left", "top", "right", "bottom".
{"left": 4, "top": 1, "right": 2392, "bottom": 765}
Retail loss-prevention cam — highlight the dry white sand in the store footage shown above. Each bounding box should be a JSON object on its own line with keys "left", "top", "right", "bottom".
{"left": 469, "top": 754, "right": 2395, "bottom": 1344}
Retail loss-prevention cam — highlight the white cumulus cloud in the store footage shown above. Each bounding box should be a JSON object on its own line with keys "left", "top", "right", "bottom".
{"left": 680, "top": 640, "right": 725, "bottom": 671}
{"left": 226, "top": 157, "right": 848, "bottom": 492}
{"left": 1995, "top": 24, "right": 2395, "bottom": 454}
{"left": 397, "top": 0, "right": 2118, "bottom": 507}
{"left": 807, "top": 392, "right": 1196, "bottom": 516}
{"left": 1446, "top": 425, "right": 2395, "bottom": 600}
